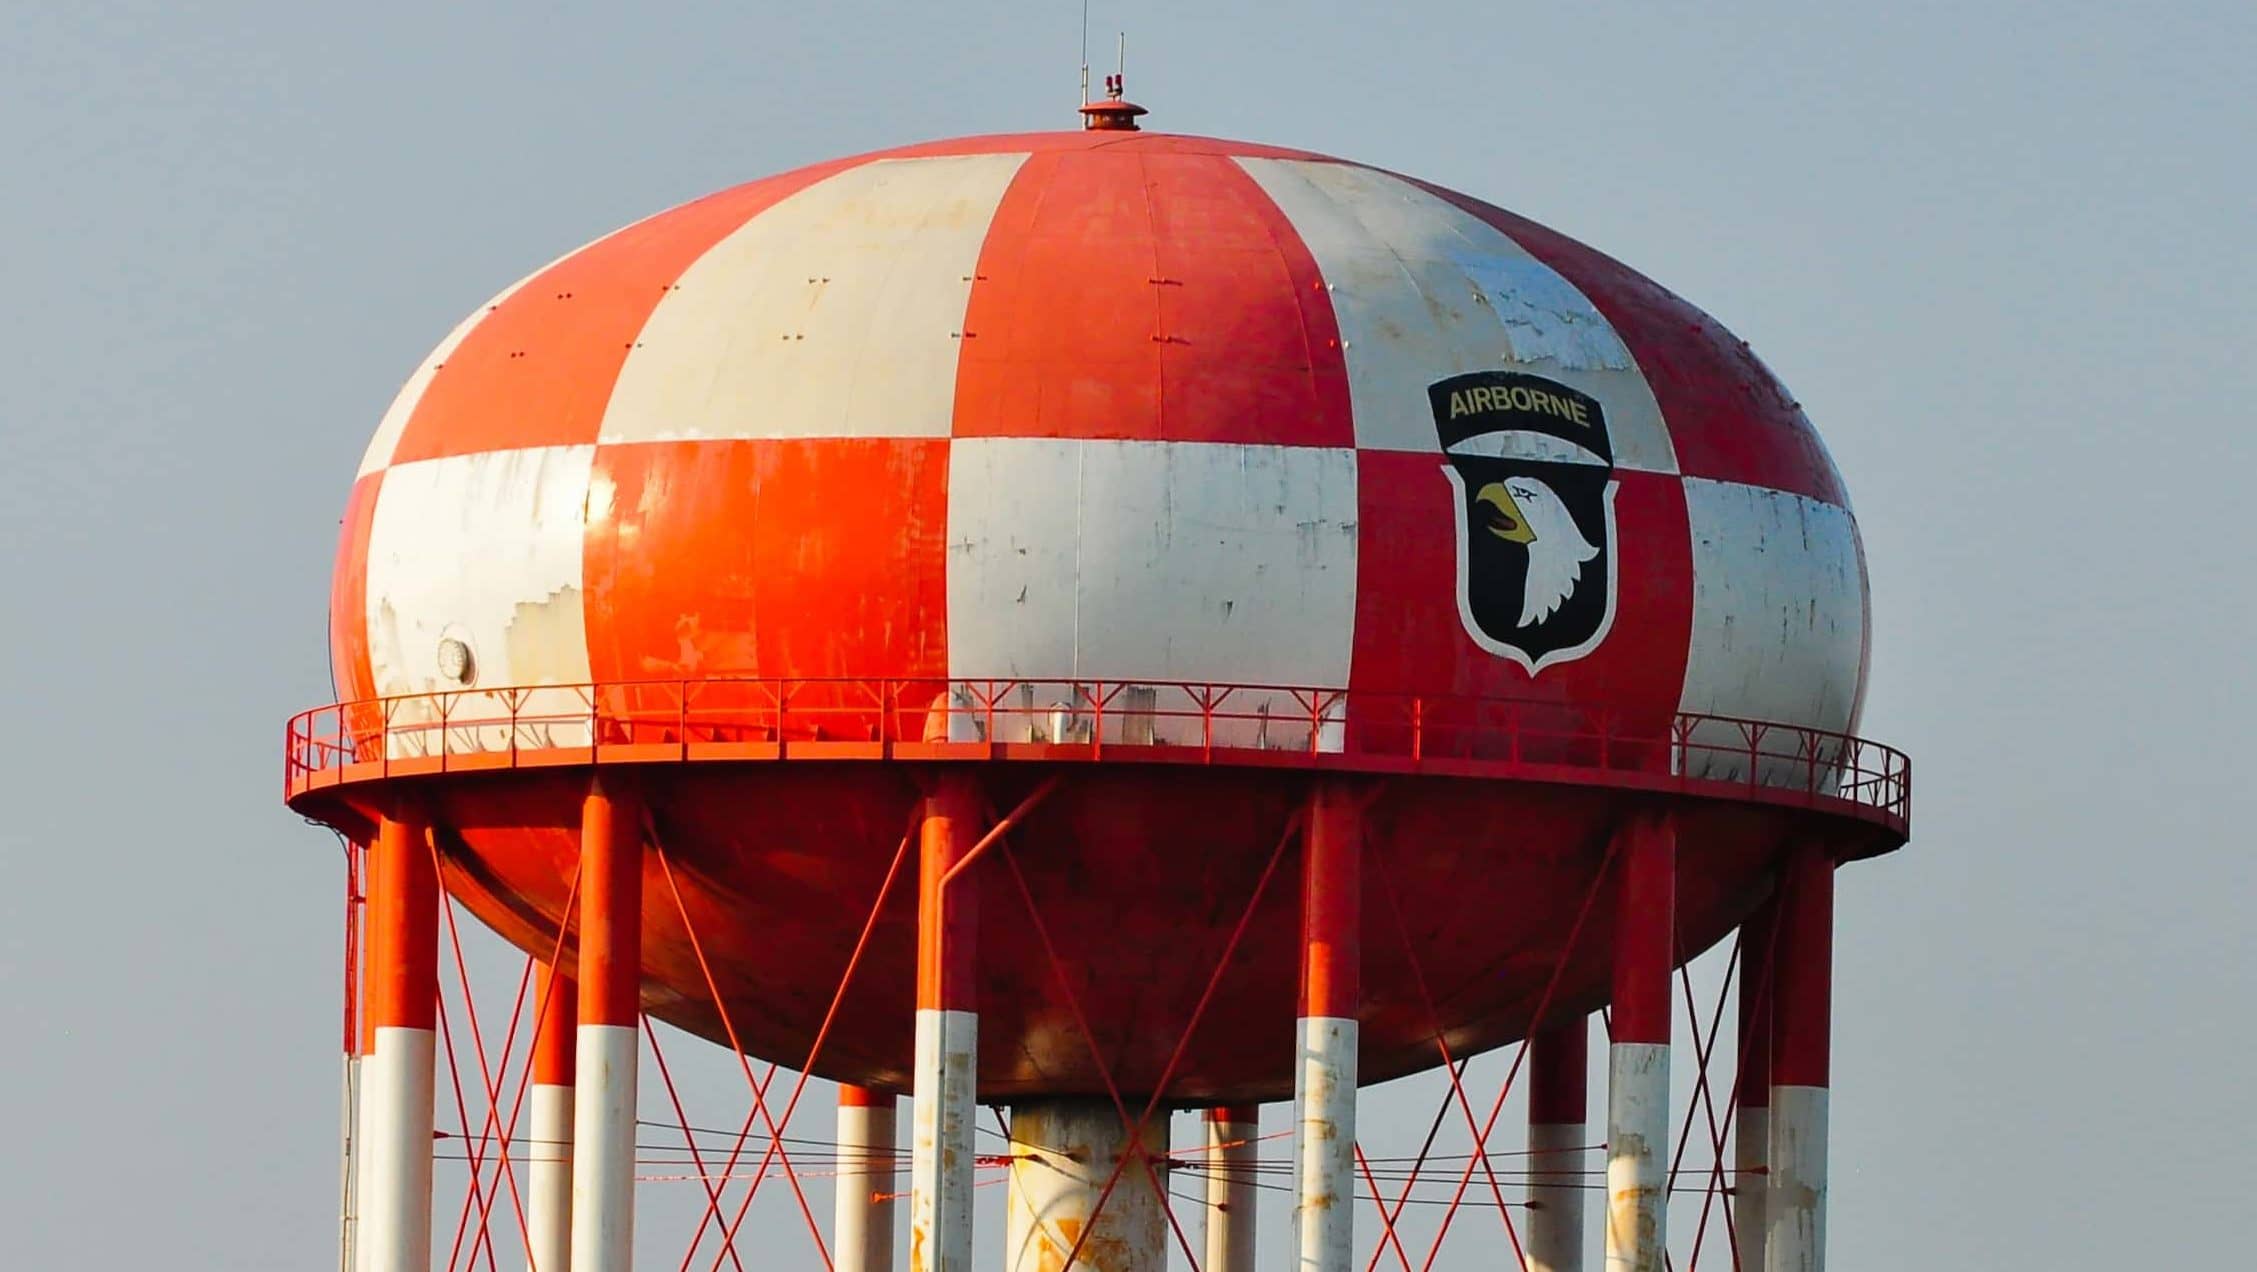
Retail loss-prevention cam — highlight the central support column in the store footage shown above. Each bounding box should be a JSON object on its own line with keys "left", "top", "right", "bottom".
{"left": 1605, "top": 814, "right": 1675, "bottom": 1272}
{"left": 835, "top": 1085, "right": 897, "bottom": 1272}
{"left": 1004, "top": 1100, "right": 1169, "bottom": 1271}
{"left": 528, "top": 960, "right": 576, "bottom": 1272}
{"left": 911, "top": 773, "right": 980, "bottom": 1272}
{"left": 1767, "top": 847, "right": 1834, "bottom": 1272}
{"left": 571, "top": 776, "right": 641, "bottom": 1272}
{"left": 1527, "top": 1016, "right": 1589, "bottom": 1272}
{"left": 1294, "top": 782, "right": 1362, "bottom": 1272}
{"left": 1735, "top": 902, "right": 1775, "bottom": 1272}
{"left": 1202, "top": 1105, "right": 1258, "bottom": 1271}
{"left": 360, "top": 807, "right": 437, "bottom": 1272}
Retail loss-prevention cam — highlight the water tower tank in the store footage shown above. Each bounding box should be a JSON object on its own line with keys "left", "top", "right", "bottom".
{"left": 290, "top": 116, "right": 1907, "bottom": 1272}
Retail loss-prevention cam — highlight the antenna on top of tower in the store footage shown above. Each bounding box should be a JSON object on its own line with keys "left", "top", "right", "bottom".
{"left": 1078, "top": 15, "right": 1148, "bottom": 130}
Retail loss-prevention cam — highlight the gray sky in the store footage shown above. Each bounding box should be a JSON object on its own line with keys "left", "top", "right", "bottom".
{"left": 3, "top": 1, "right": 2251, "bottom": 1267}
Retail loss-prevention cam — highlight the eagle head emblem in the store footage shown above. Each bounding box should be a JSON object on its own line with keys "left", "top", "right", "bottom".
{"left": 1428, "top": 371, "right": 1620, "bottom": 672}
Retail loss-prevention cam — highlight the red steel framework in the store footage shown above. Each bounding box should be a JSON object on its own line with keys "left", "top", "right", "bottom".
{"left": 299, "top": 677, "right": 1905, "bottom": 1272}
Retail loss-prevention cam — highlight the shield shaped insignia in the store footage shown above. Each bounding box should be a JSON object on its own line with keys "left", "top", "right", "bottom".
{"left": 1428, "top": 371, "right": 1620, "bottom": 672}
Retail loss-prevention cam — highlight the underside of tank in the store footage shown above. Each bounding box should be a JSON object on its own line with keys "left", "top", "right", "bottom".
{"left": 298, "top": 760, "right": 1900, "bottom": 1104}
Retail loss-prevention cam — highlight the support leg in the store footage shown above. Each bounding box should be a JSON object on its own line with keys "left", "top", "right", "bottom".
{"left": 361, "top": 809, "right": 437, "bottom": 1272}
{"left": 340, "top": 1050, "right": 361, "bottom": 1272}
{"left": 1767, "top": 848, "right": 1833, "bottom": 1272}
{"left": 835, "top": 1085, "right": 897, "bottom": 1272}
{"left": 340, "top": 839, "right": 365, "bottom": 1272}
{"left": 1003, "top": 1100, "right": 1168, "bottom": 1272}
{"left": 1202, "top": 1105, "right": 1258, "bottom": 1272}
{"left": 1736, "top": 902, "right": 1775, "bottom": 1272}
{"left": 910, "top": 773, "right": 980, "bottom": 1272}
{"left": 528, "top": 960, "right": 575, "bottom": 1272}
{"left": 570, "top": 776, "right": 640, "bottom": 1272}
{"left": 1527, "top": 1017, "right": 1589, "bottom": 1272}
{"left": 1605, "top": 814, "right": 1674, "bottom": 1272}
{"left": 1293, "top": 782, "right": 1361, "bottom": 1272}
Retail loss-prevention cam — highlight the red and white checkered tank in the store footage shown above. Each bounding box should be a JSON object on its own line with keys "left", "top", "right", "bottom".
{"left": 333, "top": 130, "right": 1867, "bottom": 742}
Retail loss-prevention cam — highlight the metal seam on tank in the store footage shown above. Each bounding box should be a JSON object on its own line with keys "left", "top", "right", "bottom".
{"left": 1331, "top": 174, "right": 1455, "bottom": 364}
{"left": 1136, "top": 151, "right": 1170, "bottom": 442}
{"left": 1237, "top": 159, "right": 1341, "bottom": 433}
{"left": 1013, "top": 155, "right": 1068, "bottom": 406}
{"left": 364, "top": 227, "right": 628, "bottom": 478}
{"left": 846, "top": 156, "right": 1027, "bottom": 438}
{"left": 1291, "top": 165, "right": 1516, "bottom": 372}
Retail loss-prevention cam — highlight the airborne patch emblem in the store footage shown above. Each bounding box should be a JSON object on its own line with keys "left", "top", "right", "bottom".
{"left": 1428, "top": 371, "right": 1620, "bottom": 672}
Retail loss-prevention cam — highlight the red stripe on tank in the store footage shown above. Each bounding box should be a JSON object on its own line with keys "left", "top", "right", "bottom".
{"left": 583, "top": 438, "right": 949, "bottom": 684}
{"left": 1345, "top": 458, "right": 1693, "bottom": 742}
{"left": 952, "top": 150, "right": 1353, "bottom": 447}
{"left": 389, "top": 158, "right": 863, "bottom": 467}
{"left": 329, "top": 471, "right": 383, "bottom": 708}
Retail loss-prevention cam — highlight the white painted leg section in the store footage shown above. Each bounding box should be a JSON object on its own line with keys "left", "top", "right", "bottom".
{"left": 1734, "top": 1105, "right": 1768, "bottom": 1272}
{"left": 1292, "top": 1016, "right": 1358, "bottom": 1272}
{"left": 835, "top": 1097, "right": 898, "bottom": 1272}
{"left": 909, "top": 1009, "right": 978, "bottom": 1272}
{"left": 1765, "top": 1086, "right": 1828, "bottom": 1272}
{"left": 1004, "top": 1100, "right": 1169, "bottom": 1272}
{"left": 569, "top": 1024, "right": 639, "bottom": 1272}
{"left": 527, "top": 1082, "right": 574, "bottom": 1272}
{"left": 359, "top": 1026, "right": 436, "bottom": 1272}
{"left": 339, "top": 1054, "right": 361, "bottom": 1272}
{"left": 1604, "top": 1041, "right": 1669, "bottom": 1272}
{"left": 1203, "top": 1111, "right": 1258, "bottom": 1272}
{"left": 1526, "top": 1121, "right": 1587, "bottom": 1272}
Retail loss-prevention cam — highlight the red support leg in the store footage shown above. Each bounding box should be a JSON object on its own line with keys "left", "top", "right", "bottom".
{"left": 530, "top": 959, "right": 576, "bottom": 1271}
{"left": 1295, "top": 781, "right": 1361, "bottom": 1272}
{"left": 1736, "top": 901, "right": 1776, "bottom": 1272}
{"left": 1606, "top": 813, "right": 1674, "bottom": 1272}
{"left": 910, "top": 773, "right": 980, "bottom": 1272}
{"left": 572, "top": 775, "right": 641, "bottom": 1272}
{"left": 1528, "top": 1017, "right": 1589, "bottom": 1272}
{"left": 362, "top": 807, "right": 438, "bottom": 1272}
{"left": 1768, "top": 848, "right": 1834, "bottom": 1271}
{"left": 835, "top": 1084, "right": 897, "bottom": 1272}
{"left": 338, "top": 839, "right": 366, "bottom": 1272}
{"left": 1202, "top": 1104, "right": 1259, "bottom": 1271}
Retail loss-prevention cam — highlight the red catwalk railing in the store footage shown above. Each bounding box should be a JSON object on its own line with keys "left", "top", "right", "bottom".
{"left": 284, "top": 676, "right": 1909, "bottom": 832}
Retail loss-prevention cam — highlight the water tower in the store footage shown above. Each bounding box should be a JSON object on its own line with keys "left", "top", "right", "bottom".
{"left": 286, "top": 88, "right": 1908, "bottom": 1272}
